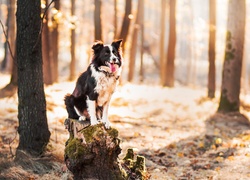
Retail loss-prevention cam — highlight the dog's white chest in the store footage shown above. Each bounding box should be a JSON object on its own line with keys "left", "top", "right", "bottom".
{"left": 94, "top": 72, "right": 117, "bottom": 106}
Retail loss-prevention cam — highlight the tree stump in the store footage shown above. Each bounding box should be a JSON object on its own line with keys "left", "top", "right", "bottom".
{"left": 64, "top": 118, "right": 149, "bottom": 180}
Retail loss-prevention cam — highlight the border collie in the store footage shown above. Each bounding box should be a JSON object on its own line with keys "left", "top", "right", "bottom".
{"left": 64, "top": 40, "right": 123, "bottom": 129}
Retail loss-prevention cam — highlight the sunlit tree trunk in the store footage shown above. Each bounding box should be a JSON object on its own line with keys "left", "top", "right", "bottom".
{"left": 139, "top": 0, "right": 144, "bottom": 82}
{"left": 16, "top": 0, "right": 50, "bottom": 157}
{"left": 128, "top": 0, "right": 143, "bottom": 82}
{"left": 50, "top": 0, "right": 60, "bottom": 82}
{"left": 69, "top": 0, "right": 76, "bottom": 81}
{"left": 42, "top": 0, "right": 54, "bottom": 85}
{"left": 94, "top": 0, "right": 102, "bottom": 41}
{"left": 218, "top": 0, "right": 246, "bottom": 112}
{"left": 114, "top": 0, "right": 117, "bottom": 38}
{"left": 160, "top": 0, "right": 166, "bottom": 85}
{"left": 119, "top": 0, "right": 132, "bottom": 50}
{"left": 1, "top": 0, "right": 15, "bottom": 72}
{"left": 0, "top": 0, "right": 17, "bottom": 97}
{"left": 164, "top": 0, "right": 176, "bottom": 87}
{"left": 208, "top": 0, "right": 216, "bottom": 98}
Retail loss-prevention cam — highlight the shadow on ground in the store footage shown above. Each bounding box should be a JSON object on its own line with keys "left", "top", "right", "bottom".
{"left": 139, "top": 112, "right": 250, "bottom": 179}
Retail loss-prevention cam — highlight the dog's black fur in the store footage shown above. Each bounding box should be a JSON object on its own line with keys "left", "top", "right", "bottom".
{"left": 64, "top": 40, "right": 123, "bottom": 128}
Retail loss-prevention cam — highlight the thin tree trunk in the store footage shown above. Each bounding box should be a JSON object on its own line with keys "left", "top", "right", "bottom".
{"left": 42, "top": 0, "right": 54, "bottom": 85}
{"left": 1, "top": 0, "right": 15, "bottom": 72}
{"left": 164, "top": 0, "right": 176, "bottom": 87}
{"left": 0, "top": 0, "right": 17, "bottom": 98}
{"left": 16, "top": 0, "right": 50, "bottom": 157}
{"left": 218, "top": 0, "right": 246, "bottom": 112}
{"left": 160, "top": 0, "right": 166, "bottom": 85}
{"left": 94, "top": 0, "right": 102, "bottom": 41}
{"left": 114, "top": 0, "right": 117, "bottom": 39}
{"left": 119, "top": 0, "right": 132, "bottom": 50}
{"left": 51, "top": 0, "right": 60, "bottom": 82}
{"left": 69, "top": 0, "right": 76, "bottom": 81}
{"left": 139, "top": 0, "right": 144, "bottom": 82}
{"left": 208, "top": 0, "right": 216, "bottom": 98}
{"left": 128, "top": 0, "right": 143, "bottom": 82}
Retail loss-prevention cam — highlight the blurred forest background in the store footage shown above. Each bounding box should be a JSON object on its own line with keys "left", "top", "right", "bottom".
{"left": 1, "top": 0, "right": 250, "bottom": 89}
{"left": 1, "top": 0, "right": 250, "bottom": 179}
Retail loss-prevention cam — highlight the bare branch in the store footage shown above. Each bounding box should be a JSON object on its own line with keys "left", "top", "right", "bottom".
{"left": 32, "top": 0, "right": 55, "bottom": 51}
{"left": 0, "top": 19, "right": 15, "bottom": 62}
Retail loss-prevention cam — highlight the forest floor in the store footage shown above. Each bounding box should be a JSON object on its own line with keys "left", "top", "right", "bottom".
{"left": 1, "top": 73, "right": 250, "bottom": 179}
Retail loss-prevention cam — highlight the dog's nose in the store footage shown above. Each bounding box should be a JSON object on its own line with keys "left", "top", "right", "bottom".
{"left": 112, "top": 58, "right": 117, "bottom": 63}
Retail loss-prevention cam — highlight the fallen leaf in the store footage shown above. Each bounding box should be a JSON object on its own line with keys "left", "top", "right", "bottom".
{"left": 245, "top": 153, "right": 250, "bottom": 157}
{"left": 134, "top": 132, "right": 140, "bottom": 137}
{"left": 215, "top": 156, "right": 224, "bottom": 162}
{"left": 215, "top": 138, "right": 222, "bottom": 145}
{"left": 167, "top": 143, "right": 176, "bottom": 149}
{"left": 215, "top": 167, "right": 221, "bottom": 171}
{"left": 198, "top": 142, "right": 204, "bottom": 148}
{"left": 227, "top": 156, "right": 234, "bottom": 161}
{"left": 177, "top": 152, "right": 184, "bottom": 157}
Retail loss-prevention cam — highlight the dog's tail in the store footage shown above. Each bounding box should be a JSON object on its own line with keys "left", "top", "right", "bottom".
{"left": 64, "top": 94, "right": 80, "bottom": 119}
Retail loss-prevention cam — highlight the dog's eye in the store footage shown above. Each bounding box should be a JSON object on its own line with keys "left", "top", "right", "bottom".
{"left": 112, "top": 50, "right": 117, "bottom": 55}
{"left": 105, "top": 51, "right": 110, "bottom": 56}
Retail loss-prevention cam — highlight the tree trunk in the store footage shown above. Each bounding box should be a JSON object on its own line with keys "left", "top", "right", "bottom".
{"left": 50, "top": 0, "right": 60, "bottom": 82}
{"left": 0, "top": 0, "right": 17, "bottom": 98}
{"left": 64, "top": 119, "right": 149, "bottom": 180}
{"left": 139, "top": 0, "right": 144, "bottom": 82}
{"left": 16, "top": 0, "right": 50, "bottom": 157}
{"left": 164, "top": 0, "right": 176, "bottom": 87}
{"left": 1, "top": 0, "right": 15, "bottom": 72}
{"left": 128, "top": 0, "right": 143, "bottom": 82}
{"left": 69, "top": 0, "right": 76, "bottom": 81}
{"left": 119, "top": 0, "right": 132, "bottom": 50}
{"left": 94, "top": 0, "right": 102, "bottom": 41}
{"left": 42, "top": 1, "right": 54, "bottom": 85}
{"left": 208, "top": 0, "right": 216, "bottom": 98}
{"left": 160, "top": 0, "right": 166, "bottom": 85}
{"left": 218, "top": 0, "right": 246, "bottom": 112}
{"left": 114, "top": 0, "right": 118, "bottom": 39}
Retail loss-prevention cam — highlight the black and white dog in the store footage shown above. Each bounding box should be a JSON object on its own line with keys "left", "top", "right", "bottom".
{"left": 64, "top": 40, "right": 123, "bottom": 129}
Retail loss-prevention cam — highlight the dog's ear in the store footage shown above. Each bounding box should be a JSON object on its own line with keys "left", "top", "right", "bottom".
{"left": 92, "top": 41, "right": 104, "bottom": 54}
{"left": 111, "top": 39, "right": 122, "bottom": 50}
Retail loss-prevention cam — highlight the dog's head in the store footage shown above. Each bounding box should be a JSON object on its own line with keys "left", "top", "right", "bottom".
{"left": 92, "top": 40, "right": 123, "bottom": 73}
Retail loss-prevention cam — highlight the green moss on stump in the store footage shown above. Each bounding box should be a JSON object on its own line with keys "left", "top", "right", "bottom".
{"left": 64, "top": 121, "right": 149, "bottom": 180}
{"left": 64, "top": 138, "right": 91, "bottom": 160}
{"left": 123, "top": 148, "right": 149, "bottom": 179}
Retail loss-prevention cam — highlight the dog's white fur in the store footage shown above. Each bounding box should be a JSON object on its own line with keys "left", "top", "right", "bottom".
{"left": 86, "top": 45, "right": 122, "bottom": 128}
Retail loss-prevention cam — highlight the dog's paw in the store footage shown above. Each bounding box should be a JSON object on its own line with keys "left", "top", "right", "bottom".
{"left": 102, "top": 120, "right": 111, "bottom": 129}
{"left": 90, "top": 119, "right": 99, "bottom": 126}
{"left": 79, "top": 116, "right": 86, "bottom": 121}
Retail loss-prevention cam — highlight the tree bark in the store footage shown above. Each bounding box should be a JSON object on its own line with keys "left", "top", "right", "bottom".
{"left": 139, "top": 0, "right": 144, "bottom": 82}
{"left": 164, "top": 0, "right": 176, "bottom": 87}
{"left": 0, "top": 0, "right": 17, "bottom": 98}
{"left": 16, "top": 0, "right": 50, "bottom": 157}
{"left": 208, "top": 0, "right": 216, "bottom": 98}
{"left": 218, "top": 0, "right": 246, "bottom": 112}
{"left": 69, "top": 0, "right": 76, "bottom": 81}
{"left": 1, "top": 0, "right": 16, "bottom": 72}
{"left": 160, "top": 0, "right": 166, "bottom": 85}
{"left": 94, "top": 0, "right": 102, "bottom": 41}
{"left": 128, "top": 0, "right": 143, "bottom": 82}
{"left": 42, "top": 0, "right": 54, "bottom": 85}
{"left": 64, "top": 119, "right": 149, "bottom": 180}
{"left": 50, "top": 0, "right": 60, "bottom": 82}
{"left": 114, "top": 0, "right": 118, "bottom": 39}
{"left": 119, "top": 0, "right": 132, "bottom": 50}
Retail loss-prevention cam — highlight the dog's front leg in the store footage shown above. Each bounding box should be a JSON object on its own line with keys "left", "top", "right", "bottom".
{"left": 101, "top": 100, "right": 111, "bottom": 129}
{"left": 87, "top": 97, "right": 99, "bottom": 125}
